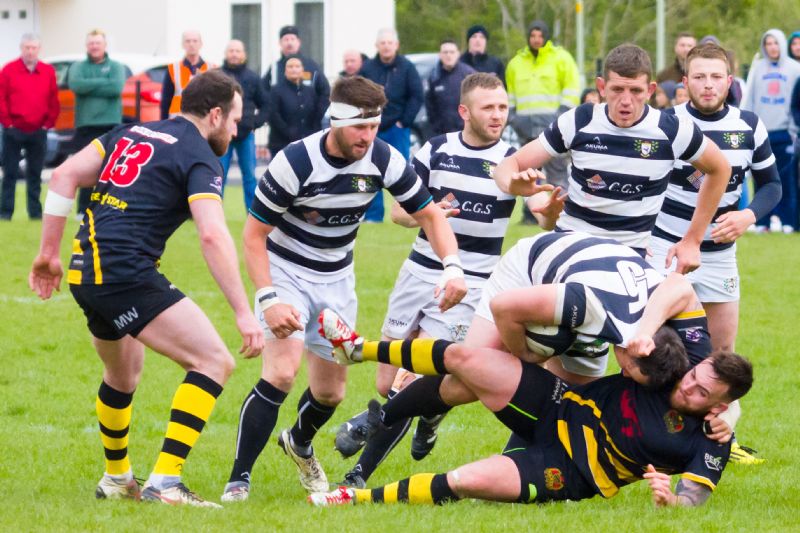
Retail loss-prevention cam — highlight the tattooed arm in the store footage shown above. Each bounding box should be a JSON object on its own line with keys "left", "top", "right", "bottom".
{"left": 643, "top": 465, "right": 712, "bottom": 507}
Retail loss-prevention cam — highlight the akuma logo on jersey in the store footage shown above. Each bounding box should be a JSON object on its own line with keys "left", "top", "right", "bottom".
{"left": 663, "top": 409, "right": 685, "bottom": 433}
{"left": 585, "top": 136, "right": 609, "bottom": 151}
{"left": 634, "top": 139, "right": 659, "bottom": 158}
{"left": 586, "top": 174, "right": 607, "bottom": 191}
{"left": 723, "top": 132, "right": 745, "bottom": 148}
{"left": 544, "top": 468, "right": 564, "bottom": 491}
{"left": 438, "top": 157, "right": 461, "bottom": 171}
{"left": 704, "top": 453, "right": 723, "bottom": 472}
{"left": 482, "top": 161, "right": 496, "bottom": 177}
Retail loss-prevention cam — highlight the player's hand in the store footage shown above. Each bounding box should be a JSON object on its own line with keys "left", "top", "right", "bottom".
{"left": 508, "top": 168, "right": 554, "bottom": 197}
{"left": 236, "top": 312, "right": 265, "bottom": 358}
{"left": 29, "top": 254, "right": 63, "bottom": 300}
{"left": 665, "top": 239, "right": 701, "bottom": 274}
{"left": 625, "top": 335, "right": 655, "bottom": 357}
{"left": 436, "top": 277, "right": 467, "bottom": 312}
{"left": 529, "top": 186, "right": 567, "bottom": 221}
{"left": 710, "top": 209, "right": 756, "bottom": 243}
{"left": 264, "top": 303, "right": 304, "bottom": 339}
{"left": 703, "top": 413, "right": 733, "bottom": 443}
{"left": 435, "top": 200, "right": 460, "bottom": 219}
{"left": 643, "top": 464, "right": 677, "bottom": 507}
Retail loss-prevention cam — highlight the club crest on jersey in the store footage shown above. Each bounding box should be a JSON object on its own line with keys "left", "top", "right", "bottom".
{"left": 482, "top": 161, "right": 496, "bottom": 177}
{"left": 544, "top": 468, "right": 564, "bottom": 491}
{"left": 586, "top": 174, "right": 607, "bottom": 191}
{"left": 634, "top": 139, "right": 658, "bottom": 158}
{"left": 723, "top": 132, "right": 745, "bottom": 148}
{"left": 687, "top": 169, "right": 705, "bottom": 190}
{"left": 211, "top": 176, "right": 223, "bottom": 193}
{"left": 448, "top": 323, "right": 469, "bottom": 342}
{"left": 683, "top": 327, "right": 702, "bottom": 343}
{"left": 303, "top": 210, "right": 325, "bottom": 225}
{"left": 352, "top": 176, "right": 374, "bottom": 193}
{"left": 723, "top": 276, "right": 738, "bottom": 294}
{"left": 663, "top": 409, "right": 685, "bottom": 433}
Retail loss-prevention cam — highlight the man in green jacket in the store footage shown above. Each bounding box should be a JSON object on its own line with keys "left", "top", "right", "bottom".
{"left": 67, "top": 29, "right": 125, "bottom": 215}
{"left": 506, "top": 21, "right": 579, "bottom": 222}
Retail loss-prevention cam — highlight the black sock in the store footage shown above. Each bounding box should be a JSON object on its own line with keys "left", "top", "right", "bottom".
{"left": 353, "top": 416, "right": 412, "bottom": 481}
{"left": 228, "top": 379, "right": 287, "bottom": 484}
{"left": 430, "top": 472, "right": 459, "bottom": 504}
{"left": 381, "top": 376, "right": 451, "bottom": 427}
{"left": 289, "top": 388, "right": 336, "bottom": 454}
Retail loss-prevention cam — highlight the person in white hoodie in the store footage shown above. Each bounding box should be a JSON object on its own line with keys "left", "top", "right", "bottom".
{"left": 742, "top": 28, "right": 800, "bottom": 232}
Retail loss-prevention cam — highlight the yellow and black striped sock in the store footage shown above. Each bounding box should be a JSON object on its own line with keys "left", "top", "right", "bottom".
{"left": 353, "top": 473, "right": 458, "bottom": 505}
{"left": 361, "top": 339, "right": 453, "bottom": 375}
{"left": 152, "top": 372, "right": 223, "bottom": 477}
{"left": 96, "top": 382, "right": 133, "bottom": 475}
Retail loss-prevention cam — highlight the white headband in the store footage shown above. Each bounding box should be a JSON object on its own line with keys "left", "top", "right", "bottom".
{"left": 329, "top": 101, "right": 382, "bottom": 127}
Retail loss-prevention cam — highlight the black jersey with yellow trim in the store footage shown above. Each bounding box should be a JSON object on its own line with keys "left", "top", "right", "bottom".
{"left": 667, "top": 309, "right": 712, "bottom": 366}
{"left": 556, "top": 373, "right": 730, "bottom": 499}
{"left": 68, "top": 117, "right": 224, "bottom": 285}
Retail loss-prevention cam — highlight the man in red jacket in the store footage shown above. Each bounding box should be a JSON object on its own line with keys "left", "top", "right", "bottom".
{"left": 0, "top": 33, "right": 59, "bottom": 220}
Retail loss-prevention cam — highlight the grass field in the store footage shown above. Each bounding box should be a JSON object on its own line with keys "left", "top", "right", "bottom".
{"left": 1, "top": 186, "right": 799, "bottom": 532}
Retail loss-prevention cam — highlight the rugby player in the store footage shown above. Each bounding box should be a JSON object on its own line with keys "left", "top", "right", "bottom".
{"left": 29, "top": 70, "right": 264, "bottom": 507}
{"left": 311, "top": 319, "right": 752, "bottom": 507}
{"left": 221, "top": 76, "right": 466, "bottom": 501}
{"left": 327, "top": 232, "right": 734, "bottom": 456}
{"left": 494, "top": 44, "right": 732, "bottom": 274}
{"left": 333, "top": 73, "right": 561, "bottom": 487}
{"left": 650, "top": 42, "right": 780, "bottom": 464}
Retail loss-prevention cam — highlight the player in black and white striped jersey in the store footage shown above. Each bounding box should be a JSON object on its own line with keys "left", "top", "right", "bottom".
{"left": 651, "top": 43, "right": 780, "bottom": 466}
{"left": 493, "top": 43, "right": 731, "bottom": 275}
{"left": 651, "top": 43, "right": 780, "bottom": 354}
{"left": 333, "top": 73, "right": 556, "bottom": 487}
{"left": 221, "top": 76, "right": 467, "bottom": 501}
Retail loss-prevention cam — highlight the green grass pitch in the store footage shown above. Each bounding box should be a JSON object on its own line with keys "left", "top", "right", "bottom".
{"left": 0, "top": 187, "right": 798, "bottom": 532}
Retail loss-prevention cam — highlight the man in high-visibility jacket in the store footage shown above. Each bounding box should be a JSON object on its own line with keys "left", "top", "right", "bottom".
{"left": 160, "top": 30, "right": 209, "bottom": 119}
{"left": 506, "top": 20, "right": 579, "bottom": 222}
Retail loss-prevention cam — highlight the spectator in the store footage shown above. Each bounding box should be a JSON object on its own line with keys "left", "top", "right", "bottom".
{"left": 340, "top": 50, "right": 366, "bottom": 78}
{"left": 459, "top": 24, "right": 504, "bottom": 82}
{"left": 742, "top": 29, "right": 800, "bottom": 233}
{"left": 0, "top": 33, "right": 58, "bottom": 220}
{"left": 359, "top": 28, "right": 423, "bottom": 222}
{"left": 652, "top": 81, "right": 675, "bottom": 109}
{"left": 789, "top": 31, "right": 800, "bottom": 62}
{"left": 67, "top": 29, "right": 125, "bottom": 215}
{"left": 263, "top": 25, "right": 330, "bottom": 111}
{"left": 220, "top": 39, "right": 267, "bottom": 212}
{"left": 267, "top": 56, "right": 324, "bottom": 156}
{"left": 425, "top": 39, "right": 475, "bottom": 136}
{"left": 580, "top": 88, "right": 600, "bottom": 104}
{"left": 673, "top": 82, "right": 689, "bottom": 105}
{"left": 161, "top": 30, "right": 209, "bottom": 119}
{"left": 505, "top": 19, "right": 579, "bottom": 222}
{"left": 656, "top": 32, "right": 696, "bottom": 83}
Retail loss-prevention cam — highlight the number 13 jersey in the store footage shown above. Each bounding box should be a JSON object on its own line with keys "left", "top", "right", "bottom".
{"left": 68, "top": 117, "right": 224, "bottom": 285}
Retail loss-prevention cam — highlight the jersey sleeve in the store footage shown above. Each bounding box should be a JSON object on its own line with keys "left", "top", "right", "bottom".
{"left": 412, "top": 141, "right": 433, "bottom": 188}
{"left": 674, "top": 117, "right": 707, "bottom": 163}
{"left": 540, "top": 107, "right": 577, "bottom": 156}
{"left": 249, "top": 149, "right": 300, "bottom": 225}
{"left": 751, "top": 117, "right": 776, "bottom": 171}
{"left": 384, "top": 146, "right": 432, "bottom": 214}
{"left": 680, "top": 437, "right": 731, "bottom": 491}
{"left": 186, "top": 155, "right": 224, "bottom": 204}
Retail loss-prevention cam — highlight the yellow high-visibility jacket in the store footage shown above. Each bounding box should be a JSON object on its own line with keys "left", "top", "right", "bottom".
{"left": 505, "top": 41, "right": 580, "bottom": 115}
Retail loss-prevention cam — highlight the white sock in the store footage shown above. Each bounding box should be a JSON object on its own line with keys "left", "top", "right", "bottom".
{"left": 104, "top": 470, "right": 133, "bottom": 483}
{"left": 146, "top": 474, "right": 181, "bottom": 490}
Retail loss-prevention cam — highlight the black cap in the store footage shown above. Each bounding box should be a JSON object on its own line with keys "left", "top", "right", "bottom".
{"left": 280, "top": 25, "right": 299, "bottom": 39}
{"left": 527, "top": 20, "right": 550, "bottom": 42}
{"left": 466, "top": 24, "right": 489, "bottom": 41}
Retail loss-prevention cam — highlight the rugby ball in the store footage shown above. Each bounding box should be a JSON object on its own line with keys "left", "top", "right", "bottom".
{"left": 525, "top": 324, "right": 577, "bottom": 357}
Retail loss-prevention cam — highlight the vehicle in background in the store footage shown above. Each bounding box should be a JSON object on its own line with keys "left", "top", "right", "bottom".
{"left": 44, "top": 53, "right": 171, "bottom": 166}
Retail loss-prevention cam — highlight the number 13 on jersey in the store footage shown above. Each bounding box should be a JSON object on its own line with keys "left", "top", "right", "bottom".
{"left": 99, "top": 137, "right": 155, "bottom": 187}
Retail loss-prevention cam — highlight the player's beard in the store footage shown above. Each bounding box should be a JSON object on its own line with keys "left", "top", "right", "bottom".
{"left": 333, "top": 128, "right": 370, "bottom": 162}
{"left": 689, "top": 92, "right": 726, "bottom": 115}
{"left": 208, "top": 123, "right": 232, "bottom": 156}
{"left": 469, "top": 120, "right": 504, "bottom": 146}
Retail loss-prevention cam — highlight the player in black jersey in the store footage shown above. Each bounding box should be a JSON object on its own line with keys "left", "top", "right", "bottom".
{"left": 312, "top": 313, "right": 753, "bottom": 508}
{"left": 29, "top": 70, "right": 264, "bottom": 507}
